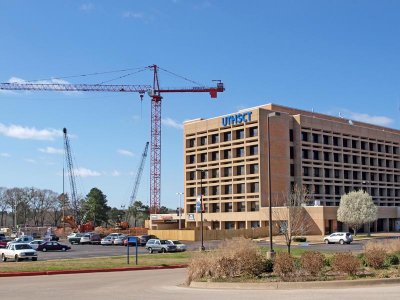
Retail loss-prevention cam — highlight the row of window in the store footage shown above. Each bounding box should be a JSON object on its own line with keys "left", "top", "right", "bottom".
{"left": 186, "top": 201, "right": 259, "bottom": 213}
{"left": 303, "top": 184, "right": 400, "bottom": 197}
{"left": 303, "top": 167, "right": 400, "bottom": 181}
{"left": 186, "top": 164, "right": 259, "bottom": 180}
{"left": 301, "top": 131, "right": 400, "bottom": 154}
{"left": 186, "top": 127, "right": 258, "bottom": 148}
{"left": 187, "top": 145, "right": 259, "bottom": 164}
{"left": 186, "top": 182, "right": 259, "bottom": 197}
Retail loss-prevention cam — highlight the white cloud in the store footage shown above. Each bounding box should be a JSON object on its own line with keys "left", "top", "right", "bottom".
{"left": 122, "top": 11, "right": 144, "bottom": 19}
{"left": 118, "top": 149, "right": 134, "bottom": 157}
{"left": 0, "top": 153, "right": 10, "bottom": 157}
{"left": 80, "top": 3, "right": 94, "bottom": 11}
{"left": 74, "top": 167, "right": 101, "bottom": 177}
{"left": 111, "top": 170, "right": 121, "bottom": 177}
{"left": 24, "top": 158, "right": 37, "bottom": 164}
{"left": 344, "top": 111, "right": 393, "bottom": 127}
{"left": 8, "top": 77, "right": 70, "bottom": 85}
{"left": 0, "top": 123, "right": 62, "bottom": 140}
{"left": 38, "top": 147, "right": 63, "bottom": 155}
{"left": 162, "top": 117, "right": 183, "bottom": 129}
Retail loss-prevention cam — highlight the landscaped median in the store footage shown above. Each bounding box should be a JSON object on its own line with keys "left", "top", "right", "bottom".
{"left": 0, "top": 252, "right": 190, "bottom": 277}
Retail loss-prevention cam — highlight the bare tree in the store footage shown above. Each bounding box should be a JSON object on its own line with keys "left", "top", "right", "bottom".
{"left": 0, "top": 187, "right": 9, "bottom": 226}
{"left": 4, "top": 187, "right": 24, "bottom": 229}
{"left": 273, "top": 185, "right": 313, "bottom": 253}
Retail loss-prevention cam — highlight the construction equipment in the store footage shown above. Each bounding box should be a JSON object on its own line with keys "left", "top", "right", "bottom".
{"left": 0, "top": 65, "right": 225, "bottom": 213}
{"left": 130, "top": 142, "right": 149, "bottom": 208}
{"left": 63, "top": 128, "right": 80, "bottom": 223}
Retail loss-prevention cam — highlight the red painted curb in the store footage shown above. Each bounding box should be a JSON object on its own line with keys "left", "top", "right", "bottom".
{"left": 0, "top": 264, "right": 188, "bottom": 277}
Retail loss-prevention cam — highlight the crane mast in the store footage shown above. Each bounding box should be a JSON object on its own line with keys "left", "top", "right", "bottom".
{"left": 0, "top": 65, "right": 225, "bottom": 214}
{"left": 129, "top": 142, "right": 149, "bottom": 207}
{"left": 63, "top": 128, "right": 79, "bottom": 223}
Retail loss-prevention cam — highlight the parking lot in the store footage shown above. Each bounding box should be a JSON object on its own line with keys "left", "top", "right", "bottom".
{"left": 25, "top": 237, "right": 369, "bottom": 261}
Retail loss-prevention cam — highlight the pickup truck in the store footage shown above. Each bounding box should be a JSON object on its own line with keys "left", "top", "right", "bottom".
{"left": 1, "top": 242, "right": 38, "bottom": 262}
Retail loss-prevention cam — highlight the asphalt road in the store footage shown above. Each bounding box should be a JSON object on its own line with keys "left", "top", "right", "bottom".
{"left": 0, "top": 268, "right": 399, "bottom": 300}
{"left": 30, "top": 239, "right": 367, "bottom": 261}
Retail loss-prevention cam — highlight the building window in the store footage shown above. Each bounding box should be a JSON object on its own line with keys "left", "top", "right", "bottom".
{"left": 236, "top": 129, "right": 244, "bottom": 139}
{"left": 188, "top": 138, "right": 195, "bottom": 148}
{"left": 249, "top": 127, "right": 258, "bottom": 137}
{"left": 200, "top": 153, "right": 207, "bottom": 162}
{"left": 249, "top": 182, "right": 259, "bottom": 193}
{"left": 250, "top": 202, "right": 259, "bottom": 212}
{"left": 189, "top": 155, "right": 195, "bottom": 164}
{"left": 323, "top": 135, "right": 330, "bottom": 145}
{"left": 223, "top": 167, "right": 232, "bottom": 177}
{"left": 289, "top": 129, "right": 294, "bottom": 142}
{"left": 236, "top": 147, "right": 245, "bottom": 157}
{"left": 303, "top": 167, "right": 310, "bottom": 176}
{"left": 211, "top": 151, "right": 219, "bottom": 161}
{"left": 312, "top": 133, "right": 319, "bottom": 143}
{"left": 223, "top": 132, "right": 232, "bottom": 142}
{"left": 200, "top": 136, "right": 207, "bottom": 146}
{"left": 249, "top": 164, "right": 259, "bottom": 174}
{"left": 224, "top": 202, "right": 232, "bottom": 212}
{"left": 212, "top": 203, "right": 220, "bottom": 213}
{"left": 188, "top": 171, "right": 195, "bottom": 180}
{"left": 188, "top": 188, "right": 195, "bottom": 197}
{"left": 290, "top": 147, "right": 294, "bottom": 159}
{"left": 211, "top": 134, "right": 219, "bottom": 144}
{"left": 237, "top": 202, "right": 245, "bottom": 212}
{"left": 302, "top": 149, "right": 309, "bottom": 159}
{"left": 236, "top": 183, "right": 245, "bottom": 194}
{"left": 223, "top": 149, "right": 232, "bottom": 159}
{"left": 313, "top": 150, "right": 320, "bottom": 160}
{"left": 290, "top": 164, "right": 295, "bottom": 176}
{"left": 211, "top": 168, "right": 219, "bottom": 178}
{"left": 302, "top": 132, "right": 309, "bottom": 142}
{"left": 249, "top": 145, "right": 258, "bottom": 156}
{"left": 333, "top": 136, "right": 339, "bottom": 146}
{"left": 236, "top": 165, "right": 245, "bottom": 176}
{"left": 211, "top": 186, "right": 219, "bottom": 195}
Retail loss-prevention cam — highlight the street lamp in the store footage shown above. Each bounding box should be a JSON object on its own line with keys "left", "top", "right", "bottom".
{"left": 176, "top": 192, "right": 184, "bottom": 230}
{"left": 196, "top": 169, "right": 206, "bottom": 251}
{"left": 267, "top": 111, "right": 280, "bottom": 258}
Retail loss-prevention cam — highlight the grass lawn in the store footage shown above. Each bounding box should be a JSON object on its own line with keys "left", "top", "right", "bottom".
{"left": 0, "top": 252, "right": 192, "bottom": 273}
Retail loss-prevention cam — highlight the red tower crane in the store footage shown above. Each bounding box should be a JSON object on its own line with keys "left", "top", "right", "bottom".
{"left": 0, "top": 65, "right": 225, "bottom": 213}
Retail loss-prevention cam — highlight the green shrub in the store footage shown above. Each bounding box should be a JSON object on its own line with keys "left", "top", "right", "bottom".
{"left": 324, "top": 256, "right": 332, "bottom": 267}
{"left": 364, "top": 246, "right": 387, "bottom": 269}
{"left": 384, "top": 254, "right": 399, "bottom": 267}
{"left": 300, "top": 251, "right": 325, "bottom": 276}
{"left": 264, "top": 258, "right": 274, "bottom": 273}
{"left": 331, "top": 252, "right": 359, "bottom": 275}
{"left": 293, "top": 237, "right": 307, "bottom": 243}
{"left": 274, "top": 252, "right": 295, "bottom": 280}
{"left": 357, "top": 253, "right": 367, "bottom": 267}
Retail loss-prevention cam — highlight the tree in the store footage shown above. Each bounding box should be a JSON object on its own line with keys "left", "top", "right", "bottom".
{"left": 127, "top": 201, "right": 149, "bottom": 227}
{"left": 273, "top": 185, "right": 313, "bottom": 254}
{"left": 337, "top": 190, "right": 377, "bottom": 236}
{"left": 0, "top": 187, "right": 9, "bottom": 227}
{"left": 81, "top": 188, "right": 110, "bottom": 227}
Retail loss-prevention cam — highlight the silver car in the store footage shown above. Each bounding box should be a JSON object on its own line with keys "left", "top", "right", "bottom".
{"left": 323, "top": 232, "right": 353, "bottom": 245}
{"left": 145, "top": 239, "right": 177, "bottom": 253}
{"left": 167, "top": 240, "right": 187, "bottom": 252}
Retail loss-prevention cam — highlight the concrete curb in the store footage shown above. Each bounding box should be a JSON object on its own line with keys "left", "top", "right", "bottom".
{"left": 190, "top": 277, "right": 400, "bottom": 290}
{"left": 0, "top": 264, "right": 188, "bottom": 277}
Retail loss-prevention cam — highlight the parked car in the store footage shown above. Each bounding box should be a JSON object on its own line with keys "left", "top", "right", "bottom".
{"left": 28, "top": 240, "right": 44, "bottom": 250}
{"left": 145, "top": 239, "right": 177, "bottom": 253}
{"left": 0, "top": 236, "right": 11, "bottom": 248}
{"left": 113, "top": 235, "right": 127, "bottom": 246}
{"left": 1, "top": 242, "right": 38, "bottom": 262}
{"left": 37, "top": 241, "right": 71, "bottom": 252}
{"left": 7, "top": 235, "right": 34, "bottom": 246}
{"left": 49, "top": 233, "right": 60, "bottom": 241}
{"left": 323, "top": 232, "right": 353, "bottom": 245}
{"left": 100, "top": 236, "right": 114, "bottom": 246}
{"left": 139, "top": 235, "right": 158, "bottom": 246}
{"left": 68, "top": 233, "right": 84, "bottom": 245}
{"left": 166, "top": 240, "right": 187, "bottom": 252}
{"left": 80, "top": 233, "right": 101, "bottom": 245}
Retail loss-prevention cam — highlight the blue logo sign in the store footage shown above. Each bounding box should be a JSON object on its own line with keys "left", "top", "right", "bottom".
{"left": 221, "top": 112, "right": 252, "bottom": 127}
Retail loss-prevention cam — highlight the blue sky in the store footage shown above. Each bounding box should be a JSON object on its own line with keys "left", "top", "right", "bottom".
{"left": 1, "top": 0, "right": 400, "bottom": 210}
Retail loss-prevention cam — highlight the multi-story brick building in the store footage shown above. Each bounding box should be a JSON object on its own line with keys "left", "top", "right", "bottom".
{"left": 183, "top": 103, "right": 400, "bottom": 234}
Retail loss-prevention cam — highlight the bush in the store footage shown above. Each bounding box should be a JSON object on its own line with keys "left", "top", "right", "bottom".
{"left": 264, "top": 258, "right": 274, "bottom": 273}
{"left": 384, "top": 254, "right": 400, "bottom": 267}
{"left": 293, "top": 237, "right": 307, "bottom": 243}
{"left": 186, "top": 237, "right": 265, "bottom": 284}
{"left": 331, "top": 252, "right": 359, "bottom": 275}
{"left": 274, "top": 252, "right": 295, "bottom": 279}
{"left": 324, "top": 256, "right": 332, "bottom": 267}
{"left": 357, "top": 253, "right": 367, "bottom": 267}
{"left": 300, "top": 251, "right": 325, "bottom": 276}
{"left": 364, "top": 246, "right": 387, "bottom": 269}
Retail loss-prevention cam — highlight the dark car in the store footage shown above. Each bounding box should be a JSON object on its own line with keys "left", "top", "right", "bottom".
{"left": 37, "top": 241, "right": 71, "bottom": 252}
{"left": 123, "top": 236, "right": 140, "bottom": 247}
{"left": 139, "top": 235, "right": 158, "bottom": 246}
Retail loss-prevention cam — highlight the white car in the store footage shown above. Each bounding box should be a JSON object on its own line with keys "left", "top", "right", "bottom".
{"left": 6, "top": 235, "right": 34, "bottom": 247}
{"left": 1, "top": 242, "right": 38, "bottom": 262}
{"left": 100, "top": 236, "right": 113, "bottom": 246}
{"left": 28, "top": 240, "right": 44, "bottom": 250}
{"left": 167, "top": 240, "right": 187, "bottom": 252}
{"left": 323, "top": 232, "right": 353, "bottom": 245}
{"left": 113, "top": 235, "right": 127, "bottom": 246}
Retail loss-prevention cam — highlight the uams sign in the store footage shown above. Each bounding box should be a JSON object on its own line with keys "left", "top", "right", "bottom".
{"left": 221, "top": 112, "right": 252, "bottom": 127}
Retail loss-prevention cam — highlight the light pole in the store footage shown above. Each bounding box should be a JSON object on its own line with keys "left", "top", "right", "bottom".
{"left": 196, "top": 169, "right": 206, "bottom": 251}
{"left": 176, "top": 192, "right": 184, "bottom": 230}
{"left": 267, "top": 111, "right": 280, "bottom": 258}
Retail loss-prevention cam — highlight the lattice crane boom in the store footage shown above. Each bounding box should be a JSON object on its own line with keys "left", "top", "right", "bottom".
{"left": 1, "top": 65, "right": 225, "bottom": 214}
{"left": 129, "top": 142, "right": 149, "bottom": 207}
